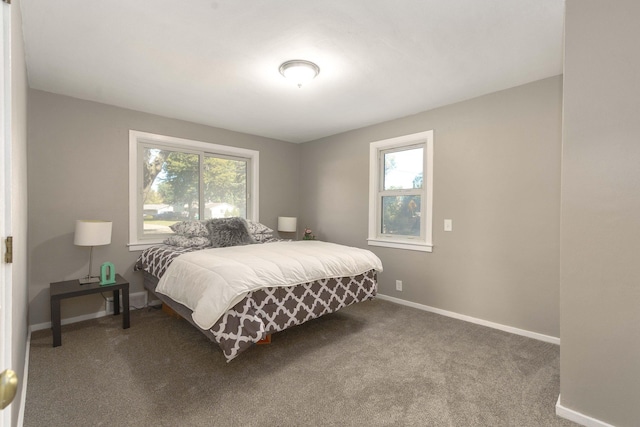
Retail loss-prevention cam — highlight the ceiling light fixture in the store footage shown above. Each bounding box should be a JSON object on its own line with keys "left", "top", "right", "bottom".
{"left": 279, "top": 60, "right": 320, "bottom": 88}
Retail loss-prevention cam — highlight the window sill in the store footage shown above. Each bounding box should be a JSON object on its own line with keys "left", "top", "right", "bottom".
{"left": 127, "top": 242, "right": 160, "bottom": 252}
{"left": 367, "top": 238, "right": 433, "bottom": 252}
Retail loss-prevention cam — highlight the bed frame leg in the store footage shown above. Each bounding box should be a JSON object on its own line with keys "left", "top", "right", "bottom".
{"left": 257, "top": 334, "right": 272, "bottom": 345}
{"left": 161, "top": 303, "right": 182, "bottom": 319}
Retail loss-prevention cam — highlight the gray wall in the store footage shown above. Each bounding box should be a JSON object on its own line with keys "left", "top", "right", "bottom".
{"left": 10, "top": 0, "right": 29, "bottom": 425}
{"left": 561, "top": 1, "right": 640, "bottom": 425}
{"left": 301, "top": 76, "right": 563, "bottom": 338}
{"left": 27, "top": 90, "right": 300, "bottom": 325}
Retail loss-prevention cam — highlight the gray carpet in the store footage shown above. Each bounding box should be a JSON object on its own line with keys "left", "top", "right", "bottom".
{"left": 24, "top": 299, "right": 576, "bottom": 426}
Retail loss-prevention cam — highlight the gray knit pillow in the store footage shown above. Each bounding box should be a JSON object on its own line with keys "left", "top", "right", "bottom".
{"left": 206, "top": 217, "right": 255, "bottom": 248}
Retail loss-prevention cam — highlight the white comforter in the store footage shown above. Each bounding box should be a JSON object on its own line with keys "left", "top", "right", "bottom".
{"left": 155, "top": 240, "right": 383, "bottom": 330}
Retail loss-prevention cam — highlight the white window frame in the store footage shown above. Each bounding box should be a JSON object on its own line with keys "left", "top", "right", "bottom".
{"left": 128, "top": 130, "right": 259, "bottom": 251}
{"left": 368, "top": 130, "right": 433, "bottom": 252}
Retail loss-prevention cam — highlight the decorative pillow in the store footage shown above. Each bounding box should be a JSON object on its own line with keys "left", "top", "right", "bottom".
{"left": 163, "top": 235, "right": 211, "bottom": 248}
{"left": 246, "top": 220, "right": 274, "bottom": 242}
{"left": 246, "top": 221, "right": 274, "bottom": 236}
{"left": 252, "top": 232, "right": 274, "bottom": 243}
{"left": 169, "top": 220, "right": 209, "bottom": 237}
{"left": 206, "top": 217, "right": 255, "bottom": 247}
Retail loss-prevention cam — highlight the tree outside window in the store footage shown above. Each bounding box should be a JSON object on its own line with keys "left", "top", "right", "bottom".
{"left": 141, "top": 148, "right": 248, "bottom": 235}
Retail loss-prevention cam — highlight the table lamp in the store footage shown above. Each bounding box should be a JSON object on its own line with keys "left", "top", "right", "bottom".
{"left": 278, "top": 216, "right": 298, "bottom": 240}
{"left": 74, "top": 220, "right": 112, "bottom": 284}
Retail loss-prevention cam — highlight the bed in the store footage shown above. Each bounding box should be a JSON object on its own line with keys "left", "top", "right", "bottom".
{"left": 134, "top": 224, "right": 383, "bottom": 362}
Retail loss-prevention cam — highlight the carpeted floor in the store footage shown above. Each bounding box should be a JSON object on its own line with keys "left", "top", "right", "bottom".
{"left": 24, "top": 299, "right": 576, "bottom": 426}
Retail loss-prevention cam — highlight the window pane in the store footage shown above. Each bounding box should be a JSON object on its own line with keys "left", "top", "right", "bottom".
{"left": 142, "top": 148, "right": 199, "bottom": 235}
{"left": 384, "top": 148, "right": 423, "bottom": 190}
{"left": 381, "top": 195, "right": 421, "bottom": 237}
{"left": 203, "top": 156, "right": 247, "bottom": 219}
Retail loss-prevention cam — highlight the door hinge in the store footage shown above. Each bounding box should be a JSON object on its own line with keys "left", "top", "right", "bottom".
{"left": 4, "top": 236, "right": 12, "bottom": 263}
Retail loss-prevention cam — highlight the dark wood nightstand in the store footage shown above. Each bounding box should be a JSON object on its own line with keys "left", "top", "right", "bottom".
{"left": 49, "top": 273, "right": 130, "bottom": 347}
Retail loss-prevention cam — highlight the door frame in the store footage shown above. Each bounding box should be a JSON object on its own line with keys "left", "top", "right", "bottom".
{"left": 1, "top": 1, "right": 14, "bottom": 426}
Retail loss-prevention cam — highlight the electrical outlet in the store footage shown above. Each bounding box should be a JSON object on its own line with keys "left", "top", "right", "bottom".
{"left": 395, "top": 280, "right": 403, "bottom": 291}
{"left": 105, "top": 298, "right": 115, "bottom": 314}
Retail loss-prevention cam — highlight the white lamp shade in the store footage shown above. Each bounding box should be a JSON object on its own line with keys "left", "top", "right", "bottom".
{"left": 74, "top": 220, "right": 112, "bottom": 246}
{"left": 277, "top": 217, "right": 297, "bottom": 233}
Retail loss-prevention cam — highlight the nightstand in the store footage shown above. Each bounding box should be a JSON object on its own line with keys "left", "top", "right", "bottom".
{"left": 49, "top": 273, "right": 130, "bottom": 347}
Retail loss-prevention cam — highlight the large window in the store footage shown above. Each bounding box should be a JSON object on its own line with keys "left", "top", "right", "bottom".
{"left": 368, "top": 130, "right": 433, "bottom": 252}
{"left": 129, "top": 131, "right": 259, "bottom": 250}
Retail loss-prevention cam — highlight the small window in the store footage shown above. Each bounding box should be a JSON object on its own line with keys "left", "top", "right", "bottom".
{"left": 368, "top": 131, "right": 433, "bottom": 252}
{"left": 129, "top": 131, "right": 259, "bottom": 251}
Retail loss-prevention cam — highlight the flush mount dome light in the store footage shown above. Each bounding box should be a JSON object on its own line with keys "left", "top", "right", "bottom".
{"left": 279, "top": 60, "right": 320, "bottom": 88}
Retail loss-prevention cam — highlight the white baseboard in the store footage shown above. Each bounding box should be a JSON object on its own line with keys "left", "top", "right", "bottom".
{"left": 30, "top": 293, "right": 161, "bottom": 332}
{"left": 17, "top": 328, "right": 31, "bottom": 427}
{"left": 376, "top": 293, "right": 560, "bottom": 345}
{"left": 30, "top": 310, "right": 110, "bottom": 332}
{"left": 556, "top": 395, "right": 616, "bottom": 427}
{"left": 105, "top": 291, "right": 148, "bottom": 314}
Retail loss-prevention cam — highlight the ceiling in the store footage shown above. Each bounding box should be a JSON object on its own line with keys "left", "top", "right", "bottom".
{"left": 20, "top": 0, "right": 565, "bottom": 143}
